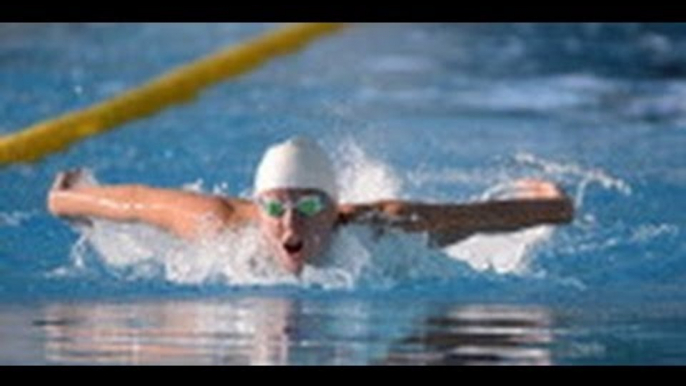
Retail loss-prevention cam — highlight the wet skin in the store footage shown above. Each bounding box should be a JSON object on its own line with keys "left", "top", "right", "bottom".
{"left": 254, "top": 188, "right": 338, "bottom": 275}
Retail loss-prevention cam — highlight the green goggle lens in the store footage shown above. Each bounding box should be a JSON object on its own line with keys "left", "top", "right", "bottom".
{"left": 265, "top": 200, "right": 286, "bottom": 217}
{"left": 261, "top": 196, "right": 325, "bottom": 218}
{"left": 296, "top": 197, "right": 324, "bottom": 217}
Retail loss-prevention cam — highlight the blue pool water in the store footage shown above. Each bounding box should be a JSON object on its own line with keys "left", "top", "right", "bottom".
{"left": 1, "top": 23, "right": 685, "bottom": 365}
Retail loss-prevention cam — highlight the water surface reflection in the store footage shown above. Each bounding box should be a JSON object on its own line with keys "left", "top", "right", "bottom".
{"left": 377, "top": 304, "right": 554, "bottom": 365}
{"left": 37, "top": 298, "right": 556, "bottom": 365}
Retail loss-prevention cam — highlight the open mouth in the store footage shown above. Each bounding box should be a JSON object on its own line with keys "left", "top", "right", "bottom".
{"left": 283, "top": 239, "right": 304, "bottom": 255}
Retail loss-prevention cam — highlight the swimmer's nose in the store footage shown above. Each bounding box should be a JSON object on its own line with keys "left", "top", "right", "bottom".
{"left": 283, "top": 208, "right": 305, "bottom": 229}
{"left": 282, "top": 230, "right": 300, "bottom": 245}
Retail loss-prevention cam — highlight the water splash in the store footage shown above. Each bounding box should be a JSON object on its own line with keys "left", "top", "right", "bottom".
{"left": 443, "top": 226, "right": 553, "bottom": 275}
{"left": 333, "top": 138, "right": 404, "bottom": 203}
{"left": 512, "top": 152, "right": 632, "bottom": 209}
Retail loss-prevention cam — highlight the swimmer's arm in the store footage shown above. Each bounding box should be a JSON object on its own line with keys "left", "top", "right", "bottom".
{"left": 48, "top": 175, "right": 255, "bottom": 240}
{"left": 337, "top": 181, "right": 574, "bottom": 247}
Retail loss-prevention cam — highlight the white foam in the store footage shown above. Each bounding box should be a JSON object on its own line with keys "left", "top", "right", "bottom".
{"left": 333, "top": 139, "right": 404, "bottom": 203}
{"left": 443, "top": 226, "right": 553, "bottom": 274}
{"left": 512, "top": 152, "right": 632, "bottom": 208}
{"left": 629, "top": 223, "right": 679, "bottom": 243}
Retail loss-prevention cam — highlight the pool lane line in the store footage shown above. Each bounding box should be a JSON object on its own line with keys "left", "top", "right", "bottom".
{"left": 0, "top": 23, "right": 347, "bottom": 166}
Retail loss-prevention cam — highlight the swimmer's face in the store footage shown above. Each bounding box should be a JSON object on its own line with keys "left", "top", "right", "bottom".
{"left": 255, "top": 188, "right": 338, "bottom": 275}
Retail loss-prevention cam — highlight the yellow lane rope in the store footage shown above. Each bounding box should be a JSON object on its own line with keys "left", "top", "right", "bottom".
{"left": 0, "top": 23, "right": 347, "bottom": 165}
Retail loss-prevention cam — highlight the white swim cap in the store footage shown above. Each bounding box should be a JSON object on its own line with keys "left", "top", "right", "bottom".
{"left": 254, "top": 137, "right": 338, "bottom": 200}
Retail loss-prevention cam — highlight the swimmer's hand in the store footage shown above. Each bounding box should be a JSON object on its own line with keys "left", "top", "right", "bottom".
{"left": 48, "top": 168, "right": 96, "bottom": 227}
{"left": 507, "top": 179, "right": 568, "bottom": 200}
{"left": 50, "top": 168, "right": 95, "bottom": 192}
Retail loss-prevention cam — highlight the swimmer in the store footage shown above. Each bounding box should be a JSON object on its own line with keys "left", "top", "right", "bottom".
{"left": 48, "top": 137, "right": 574, "bottom": 275}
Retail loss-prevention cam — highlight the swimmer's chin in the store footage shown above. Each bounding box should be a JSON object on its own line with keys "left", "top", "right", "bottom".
{"left": 278, "top": 239, "right": 308, "bottom": 275}
{"left": 279, "top": 252, "right": 306, "bottom": 276}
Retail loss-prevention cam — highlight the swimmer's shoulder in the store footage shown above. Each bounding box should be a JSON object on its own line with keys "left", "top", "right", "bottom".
{"left": 216, "top": 196, "right": 259, "bottom": 227}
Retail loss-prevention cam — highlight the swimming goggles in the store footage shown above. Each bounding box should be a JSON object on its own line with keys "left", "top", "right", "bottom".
{"left": 258, "top": 195, "right": 326, "bottom": 218}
